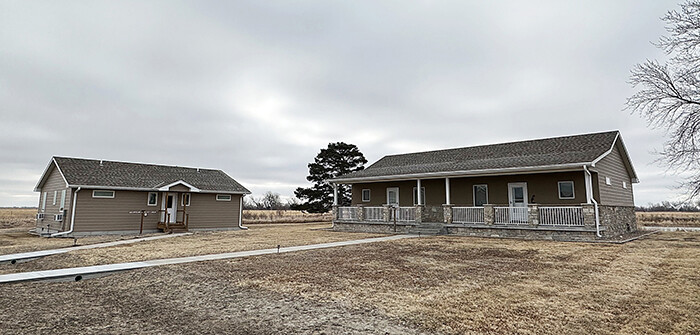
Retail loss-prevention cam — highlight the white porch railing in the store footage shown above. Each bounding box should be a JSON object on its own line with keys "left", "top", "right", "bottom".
{"left": 494, "top": 207, "right": 529, "bottom": 225}
{"left": 452, "top": 207, "right": 485, "bottom": 224}
{"left": 539, "top": 206, "right": 584, "bottom": 226}
{"left": 337, "top": 207, "right": 357, "bottom": 221}
{"left": 395, "top": 207, "right": 416, "bottom": 222}
{"left": 364, "top": 207, "right": 384, "bottom": 222}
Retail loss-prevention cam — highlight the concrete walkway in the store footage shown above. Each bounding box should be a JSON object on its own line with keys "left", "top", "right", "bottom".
{"left": 0, "top": 234, "right": 417, "bottom": 284}
{"left": 0, "top": 233, "right": 192, "bottom": 264}
{"left": 640, "top": 226, "right": 700, "bottom": 232}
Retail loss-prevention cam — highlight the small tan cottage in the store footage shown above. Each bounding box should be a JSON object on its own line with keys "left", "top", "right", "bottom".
{"left": 329, "top": 131, "right": 638, "bottom": 240}
{"left": 34, "top": 157, "right": 250, "bottom": 237}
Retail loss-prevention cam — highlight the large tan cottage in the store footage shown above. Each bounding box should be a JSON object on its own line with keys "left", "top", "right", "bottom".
{"left": 329, "top": 131, "right": 638, "bottom": 240}
{"left": 34, "top": 157, "right": 250, "bottom": 237}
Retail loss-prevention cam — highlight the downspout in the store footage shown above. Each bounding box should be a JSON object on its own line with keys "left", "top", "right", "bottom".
{"left": 51, "top": 187, "right": 81, "bottom": 237}
{"left": 238, "top": 195, "right": 248, "bottom": 230}
{"left": 583, "top": 166, "right": 601, "bottom": 237}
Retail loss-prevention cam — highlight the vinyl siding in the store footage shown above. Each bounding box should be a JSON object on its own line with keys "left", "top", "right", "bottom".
{"left": 351, "top": 171, "right": 587, "bottom": 206}
{"left": 72, "top": 190, "right": 241, "bottom": 232}
{"left": 184, "top": 193, "right": 241, "bottom": 229}
{"left": 72, "top": 190, "right": 160, "bottom": 232}
{"left": 36, "top": 164, "right": 72, "bottom": 232}
{"left": 595, "top": 141, "right": 635, "bottom": 206}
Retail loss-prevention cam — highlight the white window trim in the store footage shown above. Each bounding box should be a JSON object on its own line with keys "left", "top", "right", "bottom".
{"left": 622, "top": 181, "right": 628, "bottom": 189}
{"left": 412, "top": 187, "right": 426, "bottom": 205}
{"left": 216, "top": 194, "right": 232, "bottom": 201}
{"left": 92, "top": 190, "right": 115, "bottom": 198}
{"left": 605, "top": 177, "right": 611, "bottom": 185}
{"left": 473, "top": 184, "right": 488, "bottom": 207}
{"left": 53, "top": 191, "right": 57, "bottom": 205}
{"left": 41, "top": 192, "right": 47, "bottom": 211}
{"left": 558, "top": 181, "right": 576, "bottom": 200}
{"left": 361, "top": 189, "right": 370, "bottom": 202}
{"left": 147, "top": 192, "right": 158, "bottom": 206}
{"left": 181, "top": 193, "right": 191, "bottom": 206}
{"left": 60, "top": 190, "right": 66, "bottom": 210}
{"left": 386, "top": 187, "right": 399, "bottom": 205}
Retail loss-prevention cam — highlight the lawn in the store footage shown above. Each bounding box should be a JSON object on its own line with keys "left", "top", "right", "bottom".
{"left": 636, "top": 211, "right": 700, "bottom": 227}
{"left": 0, "top": 223, "right": 698, "bottom": 334}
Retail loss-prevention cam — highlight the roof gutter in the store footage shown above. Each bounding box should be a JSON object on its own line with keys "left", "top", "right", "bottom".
{"left": 330, "top": 162, "right": 590, "bottom": 183}
{"left": 583, "top": 166, "right": 601, "bottom": 238}
{"left": 66, "top": 185, "right": 251, "bottom": 195}
{"left": 51, "top": 187, "right": 80, "bottom": 238}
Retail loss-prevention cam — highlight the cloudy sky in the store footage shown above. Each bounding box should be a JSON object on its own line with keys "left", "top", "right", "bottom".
{"left": 0, "top": 0, "right": 689, "bottom": 207}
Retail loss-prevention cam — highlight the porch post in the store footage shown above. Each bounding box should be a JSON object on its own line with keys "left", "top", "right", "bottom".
{"left": 416, "top": 179, "right": 422, "bottom": 205}
{"left": 333, "top": 183, "right": 338, "bottom": 206}
{"left": 483, "top": 204, "right": 494, "bottom": 225}
{"left": 528, "top": 204, "right": 539, "bottom": 227}
{"left": 445, "top": 177, "right": 451, "bottom": 205}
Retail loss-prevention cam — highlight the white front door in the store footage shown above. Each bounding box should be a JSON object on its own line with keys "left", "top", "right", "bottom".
{"left": 166, "top": 194, "right": 178, "bottom": 223}
{"left": 386, "top": 187, "right": 399, "bottom": 205}
{"left": 507, "top": 183, "right": 528, "bottom": 222}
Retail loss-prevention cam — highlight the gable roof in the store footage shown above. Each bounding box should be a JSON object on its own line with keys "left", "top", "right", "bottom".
{"left": 35, "top": 157, "right": 250, "bottom": 194}
{"left": 332, "top": 130, "right": 638, "bottom": 183}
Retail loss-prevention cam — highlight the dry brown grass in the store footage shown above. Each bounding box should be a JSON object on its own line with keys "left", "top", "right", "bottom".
{"left": 0, "top": 223, "right": 379, "bottom": 274}
{"left": 242, "top": 209, "right": 331, "bottom": 223}
{"left": 636, "top": 211, "right": 700, "bottom": 227}
{"left": 0, "top": 208, "right": 35, "bottom": 229}
{"left": 0, "top": 229, "right": 698, "bottom": 334}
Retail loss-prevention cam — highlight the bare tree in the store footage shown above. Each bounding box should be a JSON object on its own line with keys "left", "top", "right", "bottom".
{"left": 627, "top": 0, "right": 700, "bottom": 197}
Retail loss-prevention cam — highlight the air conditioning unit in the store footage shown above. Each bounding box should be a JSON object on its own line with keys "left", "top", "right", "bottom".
{"left": 54, "top": 214, "right": 64, "bottom": 222}
{"left": 36, "top": 213, "right": 45, "bottom": 220}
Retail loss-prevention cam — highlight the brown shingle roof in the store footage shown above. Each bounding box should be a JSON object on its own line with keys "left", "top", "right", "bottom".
{"left": 50, "top": 157, "right": 250, "bottom": 193}
{"left": 334, "top": 131, "right": 622, "bottom": 181}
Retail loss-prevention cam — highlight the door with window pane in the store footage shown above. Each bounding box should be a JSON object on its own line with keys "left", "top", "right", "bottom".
{"left": 507, "top": 183, "right": 528, "bottom": 222}
{"left": 386, "top": 187, "right": 399, "bottom": 205}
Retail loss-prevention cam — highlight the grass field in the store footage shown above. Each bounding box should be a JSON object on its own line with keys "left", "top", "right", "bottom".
{"left": 242, "top": 209, "right": 331, "bottom": 223}
{"left": 636, "top": 211, "right": 700, "bottom": 227}
{"left": 0, "top": 223, "right": 698, "bottom": 334}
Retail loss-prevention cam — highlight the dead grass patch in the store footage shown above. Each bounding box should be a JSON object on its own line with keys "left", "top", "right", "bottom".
{"left": 637, "top": 211, "right": 700, "bottom": 227}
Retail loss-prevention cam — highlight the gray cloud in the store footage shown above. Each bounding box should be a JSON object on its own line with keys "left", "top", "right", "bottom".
{"left": 0, "top": 0, "right": 687, "bottom": 206}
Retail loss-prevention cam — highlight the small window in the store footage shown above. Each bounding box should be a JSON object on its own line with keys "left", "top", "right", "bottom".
{"left": 181, "top": 193, "right": 191, "bottom": 206}
{"left": 41, "top": 192, "right": 47, "bottom": 211}
{"left": 147, "top": 192, "right": 158, "bottom": 206}
{"left": 622, "top": 181, "right": 627, "bottom": 189}
{"left": 53, "top": 191, "right": 57, "bottom": 205}
{"left": 558, "top": 181, "right": 575, "bottom": 199}
{"left": 473, "top": 185, "right": 488, "bottom": 207}
{"left": 413, "top": 187, "right": 426, "bottom": 205}
{"left": 216, "top": 194, "right": 232, "bottom": 201}
{"left": 92, "top": 190, "right": 115, "bottom": 198}
{"left": 605, "top": 177, "right": 611, "bottom": 185}
{"left": 60, "top": 190, "right": 66, "bottom": 210}
{"left": 361, "top": 189, "right": 370, "bottom": 202}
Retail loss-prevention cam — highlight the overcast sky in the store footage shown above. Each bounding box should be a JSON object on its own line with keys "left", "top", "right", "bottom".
{"left": 0, "top": 0, "right": 689, "bottom": 207}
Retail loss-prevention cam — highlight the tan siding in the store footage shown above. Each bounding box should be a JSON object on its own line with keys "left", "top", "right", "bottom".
{"left": 72, "top": 190, "right": 240, "bottom": 232}
{"left": 595, "top": 141, "right": 635, "bottom": 206}
{"left": 351, "top": 171, "right": 587, "bottom": 206}
{"left": 184, "top": 193, "right": 241, "bottom": 229}
{"left": 73, "top": 190, "right": 160, "bottom": 232}
{"left": 36, "top": 164, "right": 72, "bottom": 232}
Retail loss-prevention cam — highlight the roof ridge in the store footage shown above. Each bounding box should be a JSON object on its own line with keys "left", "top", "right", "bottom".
{"left": 380, "top": 130, "right": 619, "bottom": 159}
{"left": 53, "top": 156, "right": 223, "bottom": 172}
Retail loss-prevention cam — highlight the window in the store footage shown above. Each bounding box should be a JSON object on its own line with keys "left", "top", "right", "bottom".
{"left": 623, "top": 181, "right": 628, "bottom": 189}
{"left": 147, "top": 192, "right": 158, "bottom": 206}
{"left": 59, "top": 190, "right": 66, "bottom": 210}
{"left": 41, "top": 192, "right": 47, "bottom": 211}
{"left": 92, "top": 190, "right": 115, "bottom": 198}
{"left": 558, "top": 181, "right": 575, "bottom": 199}
{"left": 605, "top": 177, "right": 611, "bottom": 185}
{"left": 361, "top": 189, "right": 370, "bottom": 202}
{"left": 216, "top": 194, "right": 232, "bottom": 201}
{"left": 53, "top": 191, "right": 57, "bottom": 205}
{"left": 473, "top": 185, "right": 488, "bottom": 206}
{"left": 412, "top": 187, "right": 426, "bottom": 205}
{"left": 386, "top": 187, "right": 399, "bottom": 205}
{"left": 181, "top": 193, "right": 191, "bottom": 206}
